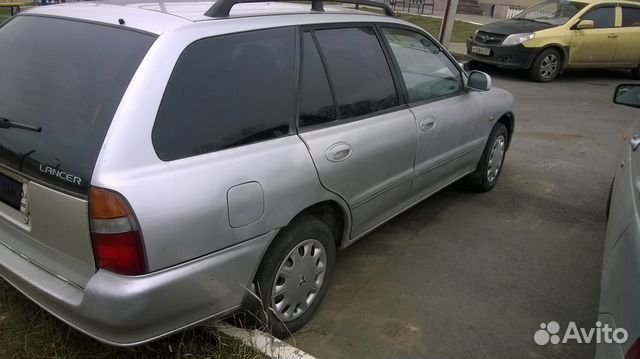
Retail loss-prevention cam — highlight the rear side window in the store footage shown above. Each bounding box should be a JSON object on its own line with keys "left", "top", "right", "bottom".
{"left": 622, "top": 7, "right": 640, "bottom": 27}
{"left": 0, "top": 16, "right": 154, "bottom": 195}
{"left": 581, "top": 6, "right": 615, "bottom": 28}
{"left": 313, "top": 27, "right": 399, "bottom": 120}
{"left": 153, "top": 27, "right": 296, "bottom": 161}
{"left": 299, "top": 32, "right": 337, "bottom": 127}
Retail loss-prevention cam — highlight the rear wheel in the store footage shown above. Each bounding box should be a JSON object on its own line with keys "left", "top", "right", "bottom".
{"left": 529, "top": 48, "right": 561, "bottom": 82}
{"left": 253, "top": 215, "right": 335, "bottom": 338}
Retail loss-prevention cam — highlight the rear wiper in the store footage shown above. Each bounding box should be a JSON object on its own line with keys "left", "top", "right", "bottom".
{"left": 0, "top": 117, "right": 41, "bottom": 132}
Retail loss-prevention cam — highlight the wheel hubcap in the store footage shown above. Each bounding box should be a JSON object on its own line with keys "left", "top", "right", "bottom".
{"left": 540, "top": 54, "right": 559, "bottom": 79}
{"left": 271, "top": 239, "right": 327, "bottom": 322}
{"left": 487, "top": 135, "right": 505, "bottom": 183}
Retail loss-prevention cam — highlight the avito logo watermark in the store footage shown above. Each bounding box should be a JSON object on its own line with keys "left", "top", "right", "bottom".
{"left": 534, "top": 321, "right": 628, "bottom": 345}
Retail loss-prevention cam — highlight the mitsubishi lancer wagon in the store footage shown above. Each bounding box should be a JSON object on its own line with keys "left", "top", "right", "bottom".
{"left": 0, "top": 0, "right": 515, "bottom": 345}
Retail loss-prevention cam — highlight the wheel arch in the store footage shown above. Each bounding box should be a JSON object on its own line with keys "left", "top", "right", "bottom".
{"left": 530, "top": 44, "right": 569, "bottom": 72}
{"left": 241, "top": 198, "right": 350, "bottom": 312}
{"left": 497, "top": 112, "right": 515, "bottom": 150}
{"left": 289, "top": 200, "right": 351, "bottom": 249}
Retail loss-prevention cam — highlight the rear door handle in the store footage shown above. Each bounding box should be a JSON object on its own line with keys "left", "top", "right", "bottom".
{"left": 326, "top": 142, "right": 352, "bottom": 162}
{"left": 608, "top": 33, "right": 618, "bottom": 38}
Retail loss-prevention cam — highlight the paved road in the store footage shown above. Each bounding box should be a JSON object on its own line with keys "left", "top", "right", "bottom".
{"left": 290, "top": 69, "right": 640, "bottom": 358}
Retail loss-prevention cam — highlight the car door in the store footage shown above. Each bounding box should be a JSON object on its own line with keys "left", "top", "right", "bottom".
{"left": 379, "top": 25, "right": 488, "bottom": 199}
{"left": 614, "top": 5, "right": 640, "bottom": 67}
{"left": 297, "top": 26, "right": 417, "bottom": 238}
{"left": 570, "top": 5, "right": 618, "bottom": 66}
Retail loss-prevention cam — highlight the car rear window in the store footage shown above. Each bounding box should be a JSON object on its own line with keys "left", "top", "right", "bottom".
{"left": 0, "top": 16, "right": 155, "bottom": 196}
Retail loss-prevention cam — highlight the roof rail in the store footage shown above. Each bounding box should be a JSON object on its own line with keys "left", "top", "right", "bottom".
{"left": 204, "top": 0, "right": 397, "bottom": 18}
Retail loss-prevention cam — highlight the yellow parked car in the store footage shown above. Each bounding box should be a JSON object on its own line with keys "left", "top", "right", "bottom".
{"left": 466, "top": 0, "right": 640, "bottom": 82}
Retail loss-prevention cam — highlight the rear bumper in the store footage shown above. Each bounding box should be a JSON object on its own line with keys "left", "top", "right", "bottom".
{"left": 0, "top": 231, "right": 275, "bottom": 346}
{"left": 598, "top": 216, "right": 640, "bottom": 358}
{"left": 595, "top": 314, "right": 624, "bottom": 359}
{"left": 466, "top": 39, "right": 538, "bottom": 69}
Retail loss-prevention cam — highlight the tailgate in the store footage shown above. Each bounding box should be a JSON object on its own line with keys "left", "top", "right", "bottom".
{"left": 0, "top": 175, "right": 95, "bottom": 287}
{"left": 0, "top": 15, "right": 155, "bottom": 286}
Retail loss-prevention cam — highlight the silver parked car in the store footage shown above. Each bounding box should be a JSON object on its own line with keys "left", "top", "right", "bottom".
{"left": 598, "top": 84, "right": 640, "bottom": 359}
{"left": 0, "top": 0, "right": 515, "bottom": 345}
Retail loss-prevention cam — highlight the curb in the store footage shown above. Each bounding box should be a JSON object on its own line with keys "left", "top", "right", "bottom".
{"left": 214, "top": 323, "right": 316, "bottom": 359}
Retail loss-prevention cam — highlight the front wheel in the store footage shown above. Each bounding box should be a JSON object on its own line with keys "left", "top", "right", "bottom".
{"left": 529, "top": 48, "right": 561, "bottom": 82}
{"left": 254, "top": 215, "right": 336, "bottom": 338}
{"left": 631, "top": 64, "right": 640, "bottom": 80}
{"left": 468, "top": 123, "right": 509, "bottom": 192}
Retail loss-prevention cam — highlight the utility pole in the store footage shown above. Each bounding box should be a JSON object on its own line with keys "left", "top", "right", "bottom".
{"left": 438, "top": 0, "right": 459, "bottom": 49}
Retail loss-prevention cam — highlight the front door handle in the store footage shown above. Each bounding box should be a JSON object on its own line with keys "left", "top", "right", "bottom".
{"left": 419, "top": 117, "right": 437, "bottom": 132}
{"left": 326, "top": 142, "right": 352, "bottom": 162}
{"left": 608, "top": 33, "right": 618, "bottom": 38}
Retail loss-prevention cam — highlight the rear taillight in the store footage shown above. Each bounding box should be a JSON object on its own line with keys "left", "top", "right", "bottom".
{"left": 89, "top": 187, "right": 147, "bottom": 275}
{"left": 627, "top": 337, "right": 640, "bottom": 359}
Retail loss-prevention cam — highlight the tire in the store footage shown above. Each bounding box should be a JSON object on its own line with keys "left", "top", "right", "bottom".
{"left": 631, "top": 65, "right": 640, "bottom": 80}
{"left": 467, "top": 59, "right": 492, "bottom": 71}
{"left": 529, "top": 48, "right": 561, "bottom": 82}
{"left": 466, "top": 59, "right": 481, "bottom": 70}
{"left": 253, "top": 215, "right": 336, "bottom": 338}
{"left": 468, "top": 123, "right": 509, "bottom": 192}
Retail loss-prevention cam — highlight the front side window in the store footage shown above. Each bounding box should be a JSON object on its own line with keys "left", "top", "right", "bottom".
{"left": 382, "top": 27, "right": 463, "bottom": 104}
{"left": 622, "top": 7, "right": 640, "bottom": 27}
{"left": 313, "top": 27, "right": 399, "bottom": 120}
{"left": 153, "top": 27, "right": 296, "bottom": 161}
{"left": 581, "top": 6, "right": 616, "bottom": 28}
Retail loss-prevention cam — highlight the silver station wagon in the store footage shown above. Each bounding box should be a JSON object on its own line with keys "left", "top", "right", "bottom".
{"left": 0, "top": 0, "right": 515, "bottom": 345}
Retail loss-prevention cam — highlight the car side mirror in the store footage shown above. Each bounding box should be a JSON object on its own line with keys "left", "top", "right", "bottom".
{"left": 468, "top": 70, "right": 492, "bottom": 91}
{"left": 614, "top": 84, "right": 640, "bottom": 108}
{"left": 575, "top": 19, "right": 594, "bottom": 29}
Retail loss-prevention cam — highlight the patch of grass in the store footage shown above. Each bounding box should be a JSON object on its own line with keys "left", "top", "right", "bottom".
{"left": 0, "top": 280, "right": 266, "bottom": 359}
{"left": 0, "top": 9, "right": 11, "bottom": 23}
{"left": 396, "top": 13, "right": 478, "bottom": 43}
{"left": 450, "top": 52, "right": 467, "bottom": 61}
{"left": 361, "top": 7, "right": 479, "bottom": 43}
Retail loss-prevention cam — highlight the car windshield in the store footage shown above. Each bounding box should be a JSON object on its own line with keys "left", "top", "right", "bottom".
{"left": 514, "top": 0, "right": 587, "bottom": 25}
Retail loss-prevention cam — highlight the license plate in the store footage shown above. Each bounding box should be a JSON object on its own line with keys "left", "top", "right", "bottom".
{"left": 0, "top": 172, "right": 23, "bottom": 211}
{"left": 471, "top": 46, "right": 491, "bottom": 56}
